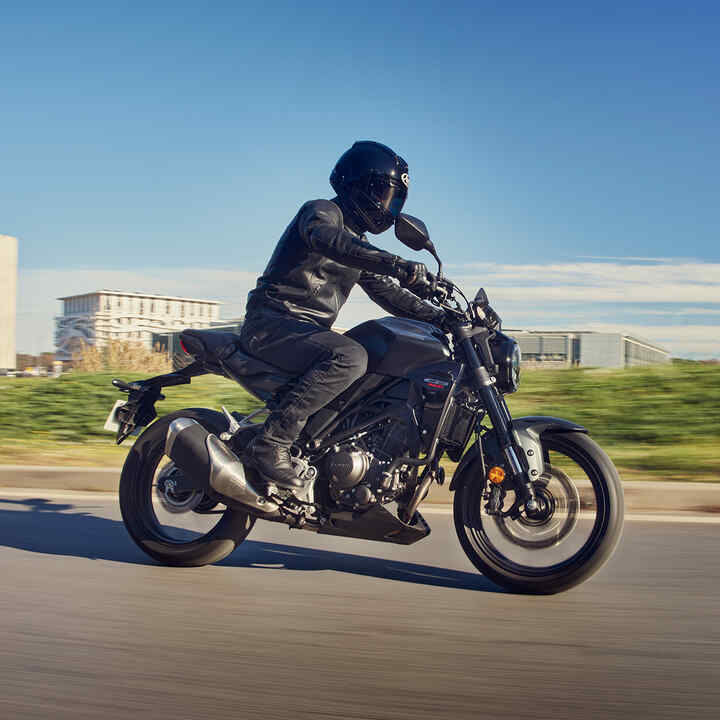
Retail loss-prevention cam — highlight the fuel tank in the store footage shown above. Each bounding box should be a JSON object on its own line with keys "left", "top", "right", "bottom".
{"left": 345, "top": 317, "right": 451, "bottom": 376}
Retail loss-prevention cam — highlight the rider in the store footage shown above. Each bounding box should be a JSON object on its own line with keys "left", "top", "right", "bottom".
{"left": 240, "top": 141, "right": 444, "bottom": 489}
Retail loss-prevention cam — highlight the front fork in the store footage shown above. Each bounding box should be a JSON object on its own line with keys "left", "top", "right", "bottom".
{"left": 456, "top": 333, "right": 539, "bottom": 513}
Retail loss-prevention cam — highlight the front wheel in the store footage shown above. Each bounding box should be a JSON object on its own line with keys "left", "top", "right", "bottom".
{"left": 454, "top": 432, "right": 623, "bottom": 594}
{"left": 119, "top": 409, "right": 256, "bottom": 566}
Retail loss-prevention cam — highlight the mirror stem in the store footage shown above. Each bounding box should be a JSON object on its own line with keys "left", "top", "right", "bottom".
{"left": 431, "top": 249, "right": 442, "bottom": 279}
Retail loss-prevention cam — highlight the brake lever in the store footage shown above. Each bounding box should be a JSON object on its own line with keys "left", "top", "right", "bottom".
{"left": 432, "top": 284, "right": 448, "bottom": 304}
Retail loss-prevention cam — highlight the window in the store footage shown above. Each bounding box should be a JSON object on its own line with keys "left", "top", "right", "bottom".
{"left": 180, "top": 304, "right": 185, "bottom": 317}
{"left": 166, "top": 302, "right": 171, "bottom": 314}
{"left": 139, "top": 301, "right": 144, "bottom": 315}
{"left": 150, "top": 301, "right": 155, "bottom": 314}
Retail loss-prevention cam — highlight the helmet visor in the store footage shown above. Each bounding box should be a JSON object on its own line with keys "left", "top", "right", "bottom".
{"left": 368, "top": 176, "right": 407, "bottom": 219}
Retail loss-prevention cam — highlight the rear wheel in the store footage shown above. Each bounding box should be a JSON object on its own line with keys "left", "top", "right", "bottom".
{"left": 454, "top": 432, "right": 623, "bottom": 594}
{"left": 119, "top": 409, "right": 255, "bottom": 566}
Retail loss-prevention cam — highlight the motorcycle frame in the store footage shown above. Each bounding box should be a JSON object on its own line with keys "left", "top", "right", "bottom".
{"left": 113, "top": 319, "right": 538, "bottom": 508}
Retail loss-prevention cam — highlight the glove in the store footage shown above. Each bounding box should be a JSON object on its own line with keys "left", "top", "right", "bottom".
{"left": 397, "top": 260, "right": 434, "bottom": 299}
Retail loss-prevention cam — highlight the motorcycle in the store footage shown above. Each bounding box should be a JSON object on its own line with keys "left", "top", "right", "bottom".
{"left": 111, "top": 213, "right": 623, "bottom": 594}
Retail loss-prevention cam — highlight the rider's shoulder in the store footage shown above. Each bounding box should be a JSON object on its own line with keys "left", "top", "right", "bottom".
{"left": 298, "top": 199, "right": 344, "bottom": 228}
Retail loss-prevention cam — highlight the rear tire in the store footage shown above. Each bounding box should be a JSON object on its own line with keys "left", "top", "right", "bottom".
{"left": 454, "top": 432, "right": 624, "bottom": 594}
{"left": 119, "top": 408, "right": 256, "bottom": 566}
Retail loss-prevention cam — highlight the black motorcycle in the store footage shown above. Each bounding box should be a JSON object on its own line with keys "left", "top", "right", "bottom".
{"left": 112, "top": 214, "right": 623, "bottom": 594}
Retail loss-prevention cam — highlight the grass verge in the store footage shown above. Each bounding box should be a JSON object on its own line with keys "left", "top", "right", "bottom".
{"left": 0, "top": 363, "right": 717, "bottom": 481}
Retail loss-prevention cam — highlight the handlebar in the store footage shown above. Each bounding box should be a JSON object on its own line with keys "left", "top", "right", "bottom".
{"left": 415, "top": 271, "right": 465, "bottom": 316}
{"left": 416, "top": 273, "right": 500, "bottom": 330}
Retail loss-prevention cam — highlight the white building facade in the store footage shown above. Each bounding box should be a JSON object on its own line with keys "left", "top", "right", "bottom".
{"left": 0, "top": 235, "right": 18, "bottom": 371}
{"left": 55, "top": 290, "right": 220, "bottom": 361}
{"left": 507, "top": 329, "right": 670, "bottom": 369}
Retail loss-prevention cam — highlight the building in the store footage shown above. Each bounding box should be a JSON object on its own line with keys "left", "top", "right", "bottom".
{"left": 507, "top": 329, "right": 670, "bottom": 369}
{"left": 55, "top": 290, "right": 221, "bottom": 361}
{"left": 165, "top": 322, "right": 669, "bottom": 372}
{"left": 0, "top": 235, "right": 18, "bottom": 372}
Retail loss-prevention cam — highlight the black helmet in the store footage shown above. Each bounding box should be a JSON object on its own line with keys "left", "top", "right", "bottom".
{"left": 330, "top": 141, "right": 409, "bottom": 234}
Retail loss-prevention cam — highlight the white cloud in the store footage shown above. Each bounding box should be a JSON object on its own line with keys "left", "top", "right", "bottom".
{"left": 575, "top": 256, "right": 683, "bottom": 263}
{"left": 639, "top": 308, "right": 720, "bottom": 317}
{"left": 16, "top": 259, "right": 720, "bottom": 359}
{"left": 447, "top": 261, "right": 720, "bottom": 303}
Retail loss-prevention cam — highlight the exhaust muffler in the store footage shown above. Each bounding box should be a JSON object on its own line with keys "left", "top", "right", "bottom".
{"left": 164, "top": 417, "right": 278, "bottom": 514}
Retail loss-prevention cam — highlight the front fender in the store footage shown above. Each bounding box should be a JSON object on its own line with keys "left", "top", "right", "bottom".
{"left": 449, "top": 416, "right": 587, "bottom": 491}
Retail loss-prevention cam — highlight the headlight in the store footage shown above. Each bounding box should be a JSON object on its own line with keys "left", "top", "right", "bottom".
{"left": 489, "top": 333, "right": 521, "bottom": 394}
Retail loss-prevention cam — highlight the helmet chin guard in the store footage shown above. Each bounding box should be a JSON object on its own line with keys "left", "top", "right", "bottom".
{"left": 331, "top": 141, "right": 409, "bottom": 234}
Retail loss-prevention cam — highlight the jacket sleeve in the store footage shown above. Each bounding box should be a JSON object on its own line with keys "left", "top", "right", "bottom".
{"left": 298, "top": 200, "right": 405, "bottom": 278}
{"left": 358, "top": 271, "right": 444, "bottom": 326}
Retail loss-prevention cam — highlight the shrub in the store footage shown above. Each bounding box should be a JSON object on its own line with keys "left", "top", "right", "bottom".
{"left": 72, "top": 340, "right": 172, "bottom": 374}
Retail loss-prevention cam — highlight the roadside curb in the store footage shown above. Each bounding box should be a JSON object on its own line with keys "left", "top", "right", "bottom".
{"left": 0, "top": 465, "right": 718, "bottom": 514}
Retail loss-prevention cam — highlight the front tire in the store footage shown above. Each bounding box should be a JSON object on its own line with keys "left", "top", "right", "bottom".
{"left": 119, "top": 408, "right": 256, "bottom": 566}
{"left": 454, "top": 432, "right": 624, "bottom": 594}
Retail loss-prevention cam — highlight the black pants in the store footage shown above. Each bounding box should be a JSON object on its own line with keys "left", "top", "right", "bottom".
{"left": 239, "top": 313, "right": 368, "bottom": 445}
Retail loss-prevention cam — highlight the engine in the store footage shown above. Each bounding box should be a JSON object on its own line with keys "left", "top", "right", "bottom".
{"left": 323, "top": 419, "right": 413, "bottom": 510}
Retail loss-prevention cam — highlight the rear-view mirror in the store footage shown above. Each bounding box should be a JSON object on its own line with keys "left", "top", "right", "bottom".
{"left": 395, "top": 213, "right": 431, "bottom": 252}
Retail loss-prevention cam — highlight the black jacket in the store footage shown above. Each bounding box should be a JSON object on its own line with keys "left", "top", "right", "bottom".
{"left": 245, "top": 199, "right": 443, "bottom": 328}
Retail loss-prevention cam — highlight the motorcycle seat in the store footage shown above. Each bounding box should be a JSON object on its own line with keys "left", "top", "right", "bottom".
{"left": 180, "top": 329, "right": 284, "bottom": 376}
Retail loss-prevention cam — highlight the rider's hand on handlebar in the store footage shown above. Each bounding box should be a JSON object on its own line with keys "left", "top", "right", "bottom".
{"left": 397, "top": 260, "right": 435, "bottom": 299}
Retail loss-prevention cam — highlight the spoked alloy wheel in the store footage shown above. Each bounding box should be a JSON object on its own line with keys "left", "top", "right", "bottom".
{"left": 119, "top": 409, "right": 255, "bottom": 566}
{"left": 454, "top": 432, "right": 623, "bottom": 594}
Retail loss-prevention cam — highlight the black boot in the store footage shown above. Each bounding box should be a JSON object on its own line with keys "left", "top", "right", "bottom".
{"left": 247, "top": 434, "right": 305, "bottom": 489}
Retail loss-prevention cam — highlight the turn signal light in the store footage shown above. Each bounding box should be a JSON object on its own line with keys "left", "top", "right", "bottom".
{"left": 488, "top": 466, "right": 505, "bottom": 484}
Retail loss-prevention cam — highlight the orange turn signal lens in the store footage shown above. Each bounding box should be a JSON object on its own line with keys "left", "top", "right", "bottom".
{"left": 488, "top": 466, "right": 505, "bottom": 484}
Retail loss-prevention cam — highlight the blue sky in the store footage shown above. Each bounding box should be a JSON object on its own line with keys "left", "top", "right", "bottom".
{"left": 3, "top": 1, "right": 719, "bottom": 356}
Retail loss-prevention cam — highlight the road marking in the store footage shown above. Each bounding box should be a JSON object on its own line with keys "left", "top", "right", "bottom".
{"left": 421, "top": 506, "right": 720, "bottom": 523}
{"left": 0, "top": 488, "right": 719, "bottom": 524}
{"left": 0, "top": 465, "right": 120, "bottom": 473}
{"left": 421, "top": 507, "right": 720, "bottom": 524}
{"left": 0, "top": 488, "right": 118, "bottom": 500}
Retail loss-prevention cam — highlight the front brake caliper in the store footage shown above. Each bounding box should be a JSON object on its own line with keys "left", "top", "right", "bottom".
{"left": 485, "top": 483, "right": 506, "bottom": 515}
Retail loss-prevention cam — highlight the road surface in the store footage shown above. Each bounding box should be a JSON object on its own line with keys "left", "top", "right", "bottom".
{"left": 0, "top": 493, "right": 718, "bottom": 719}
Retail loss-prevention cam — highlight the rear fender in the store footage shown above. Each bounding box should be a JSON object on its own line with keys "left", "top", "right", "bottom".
{"left": 449, "top": 416, "right": 587, "bottom": 491}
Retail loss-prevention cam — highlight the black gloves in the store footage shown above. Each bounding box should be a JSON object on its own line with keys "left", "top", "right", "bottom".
{"left": 397, "top": 260, "right": 434, "bottom": 298}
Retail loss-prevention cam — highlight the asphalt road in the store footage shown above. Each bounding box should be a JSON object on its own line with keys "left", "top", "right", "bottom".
{"left": 0, "top": 494, "right": 718, "bottom": 720}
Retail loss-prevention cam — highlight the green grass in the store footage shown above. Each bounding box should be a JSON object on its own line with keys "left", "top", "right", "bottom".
{"left": 0, "top": 373, "right": 262, "bottom": 467}
{"left": 504, "top": 362, "right": 720, "bottom": 481}
{"left": 0, "top": 363, "right": 718, "bottom": 480}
